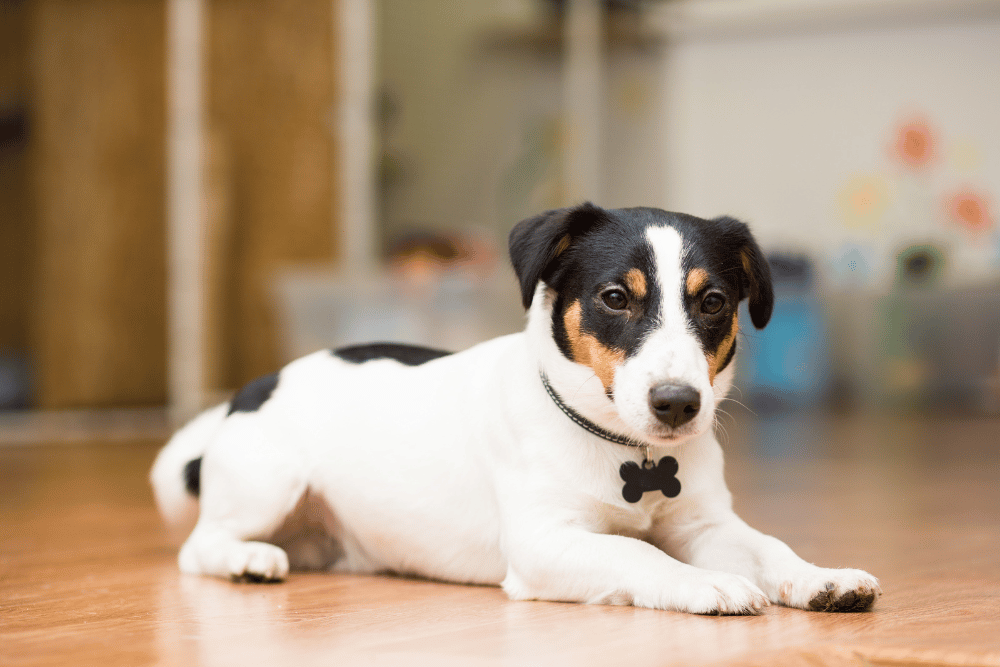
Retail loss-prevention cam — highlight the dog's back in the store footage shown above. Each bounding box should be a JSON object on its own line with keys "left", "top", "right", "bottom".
{"left": 151, "top": 336, "right": 524, "bottom": 582}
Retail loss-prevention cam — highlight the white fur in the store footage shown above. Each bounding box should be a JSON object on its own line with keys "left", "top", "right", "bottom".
{"left": 151, "top": 232, "right": 880, "bottom": 614}
{"left": 613, "top": 226, "right": 721, "bottom": 443}
{"left": 150, "top": 403, "right": 229, "bottom": 537}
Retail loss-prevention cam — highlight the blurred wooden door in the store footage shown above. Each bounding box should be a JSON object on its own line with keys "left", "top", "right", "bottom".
{"left": 0, "top": 0, "right": 32, "bottom": 394}
{"left": 30, "top": 0, "right": 169, "bottom": 409}
{"left": 207, "top": 0, "right": 339, "bottom": 391}
{"left": 22, "top": 0, "right": 340, "bottom": 409}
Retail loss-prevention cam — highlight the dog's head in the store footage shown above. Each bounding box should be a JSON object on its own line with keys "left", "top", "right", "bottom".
{"left": 509, "top": 203, "right": 773, "bottom": 445}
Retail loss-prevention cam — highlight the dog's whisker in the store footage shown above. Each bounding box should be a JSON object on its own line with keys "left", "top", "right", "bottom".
{"left": 713, "top": 404, "right": 745, "bottom": 448}
{"left": 718, "top": 396, "right": 757, "bottom": 417}
{"left": 713, "top": 415, "right": 730, "bottom": 445}
{"left": 571, "top": 374, "right": 599, "bottom": 401}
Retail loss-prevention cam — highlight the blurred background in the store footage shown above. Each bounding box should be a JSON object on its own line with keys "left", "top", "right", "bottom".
{"left": 1, "top": 0, "right": 999, "bottom": 442}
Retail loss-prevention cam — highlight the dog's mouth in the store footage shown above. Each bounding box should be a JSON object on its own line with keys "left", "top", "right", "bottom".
{"left": 642, "top": 429, "right": 687, "bottom": 445}
{"left": 600, "top": 396, "right": 707, "bottom": 446}
{"left": 631, "top": 419, "right": 706, "bottom": 446}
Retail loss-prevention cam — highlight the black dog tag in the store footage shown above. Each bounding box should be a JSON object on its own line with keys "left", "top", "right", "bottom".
{"left": 620, "top": 456, "right": 681, "bottom": 503}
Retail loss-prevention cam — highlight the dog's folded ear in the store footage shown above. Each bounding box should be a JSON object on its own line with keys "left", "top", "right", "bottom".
{"left": 508, "top": 203, "right": 608, "bottom": 309}
{"left": 712, "top": 216, "right": 774, "bottom": 329}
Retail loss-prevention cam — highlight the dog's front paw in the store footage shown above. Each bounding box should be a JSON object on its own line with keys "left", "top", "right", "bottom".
{"left": 645, "top": 571, "right": 770, "bottom": 616}
{"left": 777, "top": 568, "right": 880, "bottom": 612}
{"left": 225, "top": 541, "right": 290, "bottom": 582}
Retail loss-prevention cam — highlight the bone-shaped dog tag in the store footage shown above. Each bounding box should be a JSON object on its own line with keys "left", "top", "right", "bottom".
{"left": 619, "top": 456, "right": 681, "bottom": 503}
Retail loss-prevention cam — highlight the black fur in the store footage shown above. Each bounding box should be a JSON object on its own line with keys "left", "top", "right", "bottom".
{"left": 507, "top": 204, "right": 774, "bottom": 367}
{"left": 550, "top": 208, "right": 665, "bottom": 362}
{"left": 507, "top": 203, "right": 610, "bottom": 309}
{"left": 184, "top": 457, "right": 202, "bottom": 497}
{"left": 227, "top": 372, "right": 280, "bottom": 416}
{"left": 706, "top": 215, "right": 774, "bottom": 330}
{"left": 332, "top": 342, "right": 452, "bottom": 366}
{"left": 676, "top": 214, "right": 773, "bottom": 361}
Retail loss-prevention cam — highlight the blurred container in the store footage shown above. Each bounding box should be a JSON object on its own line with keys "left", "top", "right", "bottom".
{"left": 887, "top": 282, "right": 1000, "bottom": 414}
{"left": 876, "top": 244, "right": 946, "bottom": 409}
{"left": 739, "top": 253, "right": 830, "bottom": 412}
{"left": 825, "top": 277, "right": 1000, "bottom": 415}
{"left": 273, "top": 268, "right": 523, "bottom": 362}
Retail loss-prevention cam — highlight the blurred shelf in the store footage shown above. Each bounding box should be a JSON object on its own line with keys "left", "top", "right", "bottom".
{"left": 477, "top": 12, "right": 666, "bottom": 58}
{"left": 654, "top": 0, "right": 1000, "bottom": 39}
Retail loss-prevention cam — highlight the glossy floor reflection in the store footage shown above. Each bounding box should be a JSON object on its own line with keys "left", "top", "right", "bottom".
{"left": 2, "top": 413, "right": 999, "bottom": 666}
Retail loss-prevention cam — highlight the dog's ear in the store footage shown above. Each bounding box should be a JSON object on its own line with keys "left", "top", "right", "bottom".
{"left": 508, "top": 202, "right": 608, "bottom": 309}
{"left": 712, "top": 216, "right": 774, "bottom": 329}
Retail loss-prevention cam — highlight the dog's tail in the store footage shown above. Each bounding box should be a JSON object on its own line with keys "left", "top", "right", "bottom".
{"left": 149, "top": 403, "right": 228, "bottom": 538}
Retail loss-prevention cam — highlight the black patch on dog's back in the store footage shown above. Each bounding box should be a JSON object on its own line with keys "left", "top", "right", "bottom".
{"left": 227, "top": 372, "right": 279, "bottom": 415}
{"left": 332, "top": 342, "right": 452, "bottom": 366}
{"left": 184, "top": 457, "right": 202, "bottom": 496}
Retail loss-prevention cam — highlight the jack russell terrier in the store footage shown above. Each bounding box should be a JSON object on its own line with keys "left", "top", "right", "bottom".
{"left": 152, "top": 203, "right": 880, "bottom": 614}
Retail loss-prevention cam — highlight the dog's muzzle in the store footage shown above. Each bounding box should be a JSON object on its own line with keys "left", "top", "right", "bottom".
{"left": 649, "top": 383, "right": 700, "bottom": 428}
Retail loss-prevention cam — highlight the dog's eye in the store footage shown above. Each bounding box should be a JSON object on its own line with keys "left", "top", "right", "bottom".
{"left": 601, "top": 289, "right": 628, "bottom": 311}
{"left": 701, "top": 293, "right": 726, "bottom": 315}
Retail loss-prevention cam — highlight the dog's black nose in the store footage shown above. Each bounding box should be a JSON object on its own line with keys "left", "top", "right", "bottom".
{"left": 649, "top": 384, "right": 700, "bottom": 427}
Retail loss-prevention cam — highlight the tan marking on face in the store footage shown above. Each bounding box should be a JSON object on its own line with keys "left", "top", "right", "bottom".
{"left": 624, "top": 268, "right": 647, "bottom": 299}
{"left": 739, "top": 249, "right": 758, "bottom": 300}
{"left": 705, "top": 314, "right": 738, "bottom": 384}
{"left": 554, "top": 234, "right": 572, "bottom": 257}
{"left": 686, "top": 267, "right": 709, "bottom": 296}
{"left": 563, "top": 300, "right": 626, "bottom": 392}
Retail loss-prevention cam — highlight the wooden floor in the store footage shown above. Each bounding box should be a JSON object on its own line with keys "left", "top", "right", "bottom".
{"left": 3, "top": 412, "right": 1000, "bottom": 667}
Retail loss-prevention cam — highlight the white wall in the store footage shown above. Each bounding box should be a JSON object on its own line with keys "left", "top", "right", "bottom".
{"left": 662, "top": 9, "right": 1000, "bottom": 288}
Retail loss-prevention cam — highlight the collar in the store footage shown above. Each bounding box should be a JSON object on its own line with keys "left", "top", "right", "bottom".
{"left": 539, "top": 372, "right": 647, "bottom": 450}
{"left": 540, "top": 371, "right": 681, "bottom": 503}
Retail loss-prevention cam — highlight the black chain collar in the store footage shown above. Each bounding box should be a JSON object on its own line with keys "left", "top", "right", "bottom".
{"left": 538, "top": 372, "right": 645, "bottom": 449}
{"left": 539, "top": 371, "right": 682, "bottom": 503}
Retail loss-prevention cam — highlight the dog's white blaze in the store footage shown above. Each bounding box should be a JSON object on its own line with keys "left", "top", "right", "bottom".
{"left": 612, "top": 226, "right": 717, "bottom": 442}
{"left": 647, "top": 225, "right": 688, "bottom": 339}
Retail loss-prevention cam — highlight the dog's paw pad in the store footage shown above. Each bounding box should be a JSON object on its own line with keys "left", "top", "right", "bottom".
{"left": 681, "top": 573, "right": 770, "bottom": 616}
{"left": 807, "top": 581, "right": 877, "bottom": 612}
{"left": 226, "top": 541, "right": 289, "bottom": 583}
{"left": 785, "top": 569, "right": 880, "bottom": 612}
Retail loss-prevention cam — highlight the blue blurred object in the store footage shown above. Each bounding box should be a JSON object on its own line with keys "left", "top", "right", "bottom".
{"left": 832, "top": 243, "right": 874, "bottom": 286}
{"left": 739, "top": 254, "right": 829, "bottom": 412}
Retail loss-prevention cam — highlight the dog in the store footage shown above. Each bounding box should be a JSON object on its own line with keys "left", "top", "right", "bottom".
{"left": 151, "top": 203, "right": 880, "bottom": 614}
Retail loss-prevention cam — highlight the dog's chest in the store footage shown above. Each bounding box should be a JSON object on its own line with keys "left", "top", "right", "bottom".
{"left": 590, "top": 492, "right": 674, "bottom": 540}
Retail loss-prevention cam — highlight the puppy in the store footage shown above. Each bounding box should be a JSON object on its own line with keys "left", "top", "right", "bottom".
{"left": 151, "top": 203, "right": 880, "bottom": 614}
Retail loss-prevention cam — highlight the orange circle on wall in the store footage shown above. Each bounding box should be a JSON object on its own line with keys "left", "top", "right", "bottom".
{"left": 947, "top": 190, "right": 993, "bottom": 234}
{"left": 894, "top": 119, "right": 935, "bottom": 169}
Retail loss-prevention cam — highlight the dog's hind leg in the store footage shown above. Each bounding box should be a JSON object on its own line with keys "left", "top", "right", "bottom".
{"left": 178, "top": 417, "right": 308, "bottom": 582}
